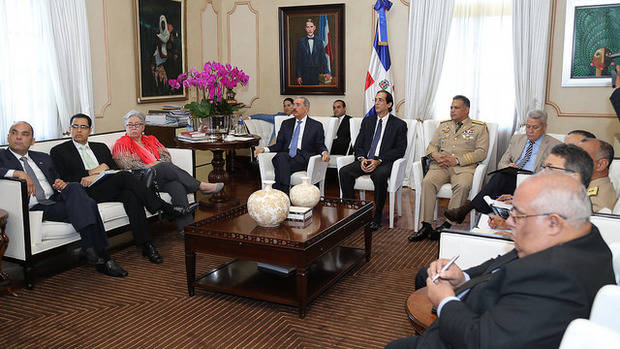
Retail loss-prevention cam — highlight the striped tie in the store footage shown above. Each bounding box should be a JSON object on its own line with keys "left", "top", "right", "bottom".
{"left": 516, "top": 140, "right": 533, "bottom": 169}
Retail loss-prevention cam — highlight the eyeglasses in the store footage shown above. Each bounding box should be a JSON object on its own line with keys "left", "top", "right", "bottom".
{"left": 509, "top": 207, "right": 567, "bottom": 221}
{"left": 70, "top": 124, "right": 90, "bottom": 129}
{"left": 126, "top": 123, "right": 144, "bottom": 129}
{"left": 540, "top": 164, "right": 576, "bottom": 173}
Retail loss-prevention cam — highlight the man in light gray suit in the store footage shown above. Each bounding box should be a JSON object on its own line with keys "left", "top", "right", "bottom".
{"left": 444, "top": 109, "right": 562, "bottom": 223}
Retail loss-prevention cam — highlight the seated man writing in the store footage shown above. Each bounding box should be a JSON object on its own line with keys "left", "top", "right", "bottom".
{"left": 387, "top": 171, "right": 615, "bottom": 349}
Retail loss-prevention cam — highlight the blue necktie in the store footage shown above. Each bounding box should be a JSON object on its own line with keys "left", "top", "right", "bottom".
{"left": 367, "top": 119, "right": 383, "bottom": 159}
{"left": 516, "top": 140, "right": 534, "bottom": 169}
{"left": 289, "top": 120, "right": 303, "bottom": 158}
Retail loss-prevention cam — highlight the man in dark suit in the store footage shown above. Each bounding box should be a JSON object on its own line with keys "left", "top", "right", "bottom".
{"left": 50, "top": 114, "right": 196, "bottom": 265}
{"left": 443, "top": 110, "right": 561, "bottom": 224}
{"left": 386, "top": 172, "right": 615, "bottom": 349}
{"left": 330, "top": 99, "right": 352, "bottom": 155}
{"left": 254, "top": 97, "right": 330, "bottom": 194}
{"left": 339, "top": 90, "right": 408, "bottom": 231}
{"left": 0, "top": 121, "right": 127, "bottom": 277}
{"left": 295, "top": 19, "right": 330, "bottom": 85}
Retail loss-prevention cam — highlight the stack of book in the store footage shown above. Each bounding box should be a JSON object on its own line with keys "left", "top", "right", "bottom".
{"left": 286, "top": 206, "right": 313, "bottom": 228}
{"left": 145, "top": 106, "right": 190, "bottom": 126}
{"left": 177, "top": 131, "right": 210, "bottom": 142}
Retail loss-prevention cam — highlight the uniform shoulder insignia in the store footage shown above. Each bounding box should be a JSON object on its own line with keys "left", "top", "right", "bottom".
{"left": 471, "top": 120, "right": 486, "bottom": 125}
{"left": 587, "top": 186, "right": 599, "bottom": 196}
{"left": 440, "top": 119, "right": 451, "bottom": 124}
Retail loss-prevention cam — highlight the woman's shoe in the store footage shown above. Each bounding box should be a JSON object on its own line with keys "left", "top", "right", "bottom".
{"left": 200, "top": 182, "right": 224, "bottom": 194}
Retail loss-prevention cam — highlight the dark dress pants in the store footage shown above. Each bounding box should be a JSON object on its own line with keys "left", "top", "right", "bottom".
{"left": 470, "top": 172, "right": 517, "bottom": 214}
{"left": 384, "top": 336, "right": 419, "bottom": 349}
{"left": 86, "top": 171, "right": 163, "bottom": 245}
{"left": 339, "top": 160, "right": 392, "bottom": 223}
{"left": 272, "top": 152, "right": 308, "bottom": 193}
{"left": 32, "top": 182, "right": 109, "bottom": 252}
{"left": 153, "top": 162, "right": 200, "bottom": 231}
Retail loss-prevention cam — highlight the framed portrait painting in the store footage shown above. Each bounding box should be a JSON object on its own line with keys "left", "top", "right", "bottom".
{"left": 278, "top": 4, "right": 345, "bottom": 95}
{"left": 134, "top": 0, "right": 187, "bottom": 103}
{"left": 561, "top": 0, "right": 620, "bottom": 87}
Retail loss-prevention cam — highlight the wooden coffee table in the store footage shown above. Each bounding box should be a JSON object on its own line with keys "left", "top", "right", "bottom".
{"left": 184, "top": 198, "right": 374, "bottom": 318}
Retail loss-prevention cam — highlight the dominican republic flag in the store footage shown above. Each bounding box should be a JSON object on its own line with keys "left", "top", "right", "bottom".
{"left": 319, "top": 15, "right": 333, "bottom": 75}
{"left": 364, "top": 0, "right": 394, "bottom": 117}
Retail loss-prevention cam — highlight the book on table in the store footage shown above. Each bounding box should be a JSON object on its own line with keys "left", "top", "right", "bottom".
{"left": 286, "top": 206, "right": 312, "bottom": 222}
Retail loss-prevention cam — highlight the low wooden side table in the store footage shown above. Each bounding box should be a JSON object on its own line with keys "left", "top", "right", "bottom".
{"left": 405, "top": 287, "right": 437, "bottom": 334}
{"left": 0, "top": 209, "right": 15, "bottom": 295}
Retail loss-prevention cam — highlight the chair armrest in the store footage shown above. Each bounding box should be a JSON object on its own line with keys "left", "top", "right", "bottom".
{"left": 469, "top": 163, "right": 488, "bottom": 200}
{"left": 306, "top": 154, "right": 328, "bottom": 185}
{"left": 168, "top": 147, "right": 194, "bottom": 175}
{"left": 0, "top": 177, "right": 30, "bottom": 260}
{"left": 388, "top": 157, "right": 409, "bottom": 192}
{"left": 257, "top": 152, "right": 276, "bottom": 186}
{"left": 336, "top": 155, "right": 355, "bottom": 172}
{"left": 411, "top": 160, "right": 423, "bottom": 192}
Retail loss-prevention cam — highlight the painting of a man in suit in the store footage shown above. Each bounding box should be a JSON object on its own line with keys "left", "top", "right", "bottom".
{"left": 295, "top": 18, "right": 331, "bottom": 85}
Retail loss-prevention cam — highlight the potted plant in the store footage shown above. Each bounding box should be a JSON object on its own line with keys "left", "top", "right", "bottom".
{"left": 169, "top": 61, "right": 249, "bottom": 140}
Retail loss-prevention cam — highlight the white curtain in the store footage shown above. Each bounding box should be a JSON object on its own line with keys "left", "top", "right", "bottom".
{"left": 432, "top": 0, "right": 515, "bottom": 169}
{"left": 47, "top": 0, "right": 95, "bottom": 133}
{"left": 512, "top": 0, "right": 551, "bottom": 128}
{"left": 0, "top": 0, "right": 93, "bottom": 141}
{"left": 403, "top": 0, "right": 454, "bottom": 186}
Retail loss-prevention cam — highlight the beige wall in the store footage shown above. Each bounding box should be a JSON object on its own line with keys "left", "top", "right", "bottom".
{"left": 545, "top": 0, "right": 619, "bottom": 144}
{"left": 88, "top": 0, "right": 619, "bottom": 146}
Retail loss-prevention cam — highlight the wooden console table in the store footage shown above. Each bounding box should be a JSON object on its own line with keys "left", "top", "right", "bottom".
{"left": 175, "top": 135, "right": 260, "bottom": 209}
{"left": 405, "top": 287, "right": 437, "bottom": 334}
{"left": 184, "top": 198, "right": 374, "bottom": 318}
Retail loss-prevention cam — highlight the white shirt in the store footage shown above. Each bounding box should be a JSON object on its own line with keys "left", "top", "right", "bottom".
{"left": 265, "top": 116, "right": 317, "bottom": 153}
{"left": 4, "top": 149, "right": 54, "bottom": 208}
{"left": 72, "top": 140, "right": 100, "bottom": 170}
{"left": 369, "top": 113, "right": 390, "bottom": 158}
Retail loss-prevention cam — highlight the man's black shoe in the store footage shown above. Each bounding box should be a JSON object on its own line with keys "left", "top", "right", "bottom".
{"left": 96, "top": 259, "right": 128, "bottom": 277}
{"left": 77, "top": 247, "right": 104, "bottom": 265}
{"left": 142, "top": 242, "right": 163, "bottom": 264}
{"left": 173, "top": 202, "right": 199, "bottom": 217}
{"left": 368, "top": 221, "right": 382, "bottom": 231}
{"left": 408, "top": 223, "right": 435, "bottom": 242}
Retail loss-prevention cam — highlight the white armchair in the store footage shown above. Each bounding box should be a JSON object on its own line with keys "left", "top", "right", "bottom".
{"left": 328, "top": 117, "right": 361, "bottom": 169}
{"left": 412, "top": 121, "right": 498, "bottom": 231}
{"left": 336, "top": 119, "right": 418, "bottom": 228}
{"left": 257, "top": 115, "right": 338, "bottom": 195}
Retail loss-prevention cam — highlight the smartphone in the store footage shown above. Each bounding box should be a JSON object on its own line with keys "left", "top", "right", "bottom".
{"left": 490, "top": 205, "right": 511, "bottom": 220}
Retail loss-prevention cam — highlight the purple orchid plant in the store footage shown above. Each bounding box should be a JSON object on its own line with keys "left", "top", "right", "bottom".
{"left": 168, "top": 61, "right": 250, "bottom": 118}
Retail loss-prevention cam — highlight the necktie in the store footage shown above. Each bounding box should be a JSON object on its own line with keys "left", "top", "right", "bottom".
{"left": 367, "top": 119, "right": 383, "bottom": 159}
{"left": 80, "top": 145, "right": 98, "bottom": 170}
{"left": 516, "top": 140, "right": 534, "bottom": 169}
{"left": 289, "top": 120, "right": 303, "bottom": 158}
{"left": 20, "top": 157, "right": 54, "bottom": 205}
{"left": 455, "top": 121, "right": 463, "bottom": 133}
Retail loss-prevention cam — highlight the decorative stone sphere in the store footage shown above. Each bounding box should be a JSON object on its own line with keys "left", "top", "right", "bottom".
{"left": 289, "top": 176, "right": 321, "bottom": 208}
{"left": 247, "top": 180, "right": 290, "bottom": 227}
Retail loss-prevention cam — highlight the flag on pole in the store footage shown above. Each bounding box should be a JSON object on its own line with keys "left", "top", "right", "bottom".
{"left": 319, "top": 15, "right": 333, "bottom": 76}
{"left": 364, "top": 0, "right": 394, "bottom": 117}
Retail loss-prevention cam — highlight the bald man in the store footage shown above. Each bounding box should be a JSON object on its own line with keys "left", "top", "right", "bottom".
{"left": 387, "top": 172, "right": 615, "bottom": 349}
{"left": 578, "top": 138, "right": 617, "bottom": 212}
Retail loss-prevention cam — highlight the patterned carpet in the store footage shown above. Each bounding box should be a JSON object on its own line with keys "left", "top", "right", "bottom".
{"left": 0, "top": 226, "right": 438, "bottom": 349}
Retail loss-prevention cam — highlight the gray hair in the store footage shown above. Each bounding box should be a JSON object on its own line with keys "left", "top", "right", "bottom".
{"left": 525, "top": 172, "right": 592, "bottom": 225}
{"left": 123, "top": 110, "right": 146, "bottom": 125}
{"left": 296, "top": 96, "right": 310, "bottom": 107}
{"left": 526, "top": 109, "right": 548, "bottom": 125}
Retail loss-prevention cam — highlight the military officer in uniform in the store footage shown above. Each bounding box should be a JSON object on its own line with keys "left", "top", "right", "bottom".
{"left": 578, "top": 138, "right": 617, "bottom": 212}
{"left": 409, "top": 95, "right": 489, "bottom": 242}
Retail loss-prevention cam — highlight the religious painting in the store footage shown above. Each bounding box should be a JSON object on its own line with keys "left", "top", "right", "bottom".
{"left": 562, "top": 0, "right": 620, "bottom": 87}
{"left": 278, "top": 4, "right": 345, "bottom": 95}
{"left": 134, "top": 0, "right": 187, "bottom": 103}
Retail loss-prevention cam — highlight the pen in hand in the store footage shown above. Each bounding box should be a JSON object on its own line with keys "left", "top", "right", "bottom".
{"left": 431, "top": 255, "right": 460, "bottom": 283}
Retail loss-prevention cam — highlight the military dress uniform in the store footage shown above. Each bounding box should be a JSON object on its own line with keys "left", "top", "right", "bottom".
{"left": 587, "top": 177, "right": 617, "bottom": 212}
{"left": 420, "top": 117, "right": 489, "bottom": 225}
